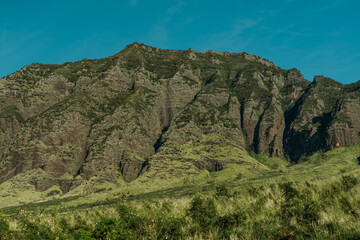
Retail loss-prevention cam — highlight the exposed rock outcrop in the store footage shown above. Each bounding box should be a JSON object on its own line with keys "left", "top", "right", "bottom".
{"left": 0, "top": 42, "right": 359, "bottom": 191}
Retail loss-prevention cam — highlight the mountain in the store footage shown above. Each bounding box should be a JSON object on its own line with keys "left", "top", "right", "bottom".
{"left": 1, "top": 42, "right": 359, "bottom": 196}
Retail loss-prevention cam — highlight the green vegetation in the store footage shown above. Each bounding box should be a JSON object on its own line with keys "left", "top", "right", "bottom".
{"left": 332, "top": 111, "right": 353, "bottom": 126}
{"left": 3, "top": 63, "right": 60, "bottom": 93}
{"left": 2, "top": 173, "right": 360, "bottom": 239}
{"left": 301, "top": 77, "right": 343, "bottom": 114}
{"left": 0, "top": 105, "right": 24, "bottom": 123}
{"left": 254, "top": 154, "right": 288, "bottom": 170}
{"left": 54, "top": 57, "right": 118, "bottom": 84}
{"left": 1, "top": 142, "right": 360, "bottom": 239}
{"left": 3, "top": 43, "right": 360, "bottom": 239}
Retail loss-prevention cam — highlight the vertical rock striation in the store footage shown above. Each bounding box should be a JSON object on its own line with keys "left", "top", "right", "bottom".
{"left": 0, "top": 42, "right": 359, "bottom": 191}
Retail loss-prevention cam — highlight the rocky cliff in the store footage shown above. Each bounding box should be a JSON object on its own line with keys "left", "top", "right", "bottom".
{"left": 0, "top": 43, "right": 359, "bottom": 192}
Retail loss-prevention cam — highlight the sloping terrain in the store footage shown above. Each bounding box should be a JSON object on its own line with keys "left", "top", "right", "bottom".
{"left": 1, "top": 139, "right": 360, "bottom": 239}
{"left": 0, "top": 43, "right": 360, "bottom": 204}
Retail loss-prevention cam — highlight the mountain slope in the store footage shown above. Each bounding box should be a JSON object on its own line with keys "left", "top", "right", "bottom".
{"left": 0, "top": 42, "right": 359, "bottom": 196}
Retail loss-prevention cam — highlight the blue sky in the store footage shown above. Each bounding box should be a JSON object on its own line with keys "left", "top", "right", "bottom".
{"left": 0, "top": 0, "right": 359, "bottom": 84}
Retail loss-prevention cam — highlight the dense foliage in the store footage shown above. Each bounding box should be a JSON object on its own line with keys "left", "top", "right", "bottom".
{"left": 1, "top": 174, "right": 360, "bottom": 239}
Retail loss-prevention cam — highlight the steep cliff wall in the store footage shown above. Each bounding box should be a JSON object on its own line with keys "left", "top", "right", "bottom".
{"left": 0, "top": 43, "right": 359, "bottom": 191}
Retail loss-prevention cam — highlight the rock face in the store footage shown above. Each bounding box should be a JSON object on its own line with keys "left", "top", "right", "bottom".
{"left": 0, "top": 42, "right": 359, "bottom": 191}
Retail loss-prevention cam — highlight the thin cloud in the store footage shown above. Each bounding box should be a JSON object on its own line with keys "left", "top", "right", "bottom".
{"left": 203, "top": 17, "right": 265, "bottom": 50}
{"left": 130, "top": 0, "right": 139, "bottom": 6}
{"left": 316, "top": 0, "right": 342, "bottom": 12}
{"left": 162, "top": 0, "right": 186, "bottom": 24}
{"left": 142, "top": 0, "right": 186, "bottom": 47}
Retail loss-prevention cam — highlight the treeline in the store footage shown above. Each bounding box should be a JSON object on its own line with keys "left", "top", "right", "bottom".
{"left": 1, "top": 175, "right": 360, "bottom": 239}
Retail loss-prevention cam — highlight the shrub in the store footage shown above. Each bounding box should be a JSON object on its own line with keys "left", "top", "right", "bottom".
{"left": 0, "top": 213, "right": 11, "bottom": 239}
{"left": 341, "top": 175, "right": 358, "bottom": 191}
{"left": 156, "top": 217, "right": 186, "bottom": 240}
{"left": 73, "top": 229, "right": 95, "bottom": 240}
{"left": 73, "top": 215, "right": 92, "bottom": 232}
{"left": 279, "top": 181, "right": 298, "bottom": 201}
{"left": 93, "top": 217, "right": 117, "bottom": 240}
{"left": 247, "top": 186, "right": 260, "bottom": 197}
{"left": 47, "top": 190, "right": 61, "bottom": 197}
{"left": 116, "top": 202, "right": 146, "bottom": 238}
{"left": 339, "top": 196, "right": 358, "bottom": 218}
{"left": 187, "top": 196, "right": 218, "bottom": 231}
{"left": 216, "top": 211, "right": 246, "bottom": 239}
{"left": 215, "top": 183, "right": 230, "bottom": 198}
{"left": 18, "top": 219, "right": 56, "bottom": 240}
{"left": 300, "top": 200, "right": 321, "bottom": 225}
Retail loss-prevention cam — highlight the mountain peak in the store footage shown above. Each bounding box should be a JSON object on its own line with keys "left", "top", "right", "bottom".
{"left": 313, "top": 75, "right": 343, "bottom": 88}
{"left": 125, "top": 42, "right": 156, "bottom": 51}
{"left": 1, "top": 43, "right": 359, "bottom": 198}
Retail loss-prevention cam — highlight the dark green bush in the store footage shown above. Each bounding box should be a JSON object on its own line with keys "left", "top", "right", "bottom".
{"left": 187, "top": 196, "right": 218, "bottom": 231}
{"left": 47, "top": 190, "right": 60, "bottom": 197}
{"left": 247, "top": 186, "right": 260, "bottom": 197}
{"left": 18, "top": 219, "right": 56, "bottom": 240}
{"left": 251, "top": 219, "right": 278, "bottom": 240}
{"left": 73, "top": 215, "right": 92, "bottom": 232}
{"left": 341, "top": 175, "right": 358, "bottom": 191}
{"left": 73, "top": 229, "right": 95, "bottom": 240}
{"left": 279, "top": 181, "right": 298, "bottom": 201}
{"left": 216, "top": 211, "right": 246, "bottom": 239}
{"left": 276, "top": 181, "right": 322, "bottom": 239}
{"left": 0, "top": 213, "right": 12, "bottom": 240}
{"left": 117, "top": 202, "right": 145, "bottom": 230}
{"left": 93, "top": 217, "right": 117, "bottom": 240}
{"left": 215, "top": 183, "right": 230, "bottom": 198}
{"left": 116, "top": 202, "right": 147, "bottom": 239}
{"left": 156, "top": 217, "right": 186, "bottom": 240}
{"left": 339, "top": 196, "right": 358, "bottom": 218}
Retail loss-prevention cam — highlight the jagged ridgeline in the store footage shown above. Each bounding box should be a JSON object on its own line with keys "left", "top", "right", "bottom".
{"left": 1, "top": 42, "right": 360, "bottom": 193}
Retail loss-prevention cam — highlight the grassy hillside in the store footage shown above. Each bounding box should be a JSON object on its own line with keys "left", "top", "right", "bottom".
{"left": 1, "top": 141, "right": 360, "bottom": 239}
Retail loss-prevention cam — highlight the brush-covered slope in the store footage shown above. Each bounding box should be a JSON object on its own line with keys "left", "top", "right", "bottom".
{"left": 0, "top": 43, "right": 359, "bottom": 196}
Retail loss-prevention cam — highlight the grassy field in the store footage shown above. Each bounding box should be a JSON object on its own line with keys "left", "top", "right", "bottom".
{"left": 1, "top": 142, "right": 360, "bottom": 239}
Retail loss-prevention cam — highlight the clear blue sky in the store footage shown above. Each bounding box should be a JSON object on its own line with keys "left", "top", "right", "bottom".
{"left": 1, "top": 0, "right": 359, "bottom": 84}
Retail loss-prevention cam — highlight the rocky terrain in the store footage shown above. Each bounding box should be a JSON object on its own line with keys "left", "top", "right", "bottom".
{"left": 0, "top": 42, "right": 359, "bottom": 193}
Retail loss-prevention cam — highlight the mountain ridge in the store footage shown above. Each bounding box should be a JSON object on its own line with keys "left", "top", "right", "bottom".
{"left": 0, "top": 43, "right": 359, "bottom": 197}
